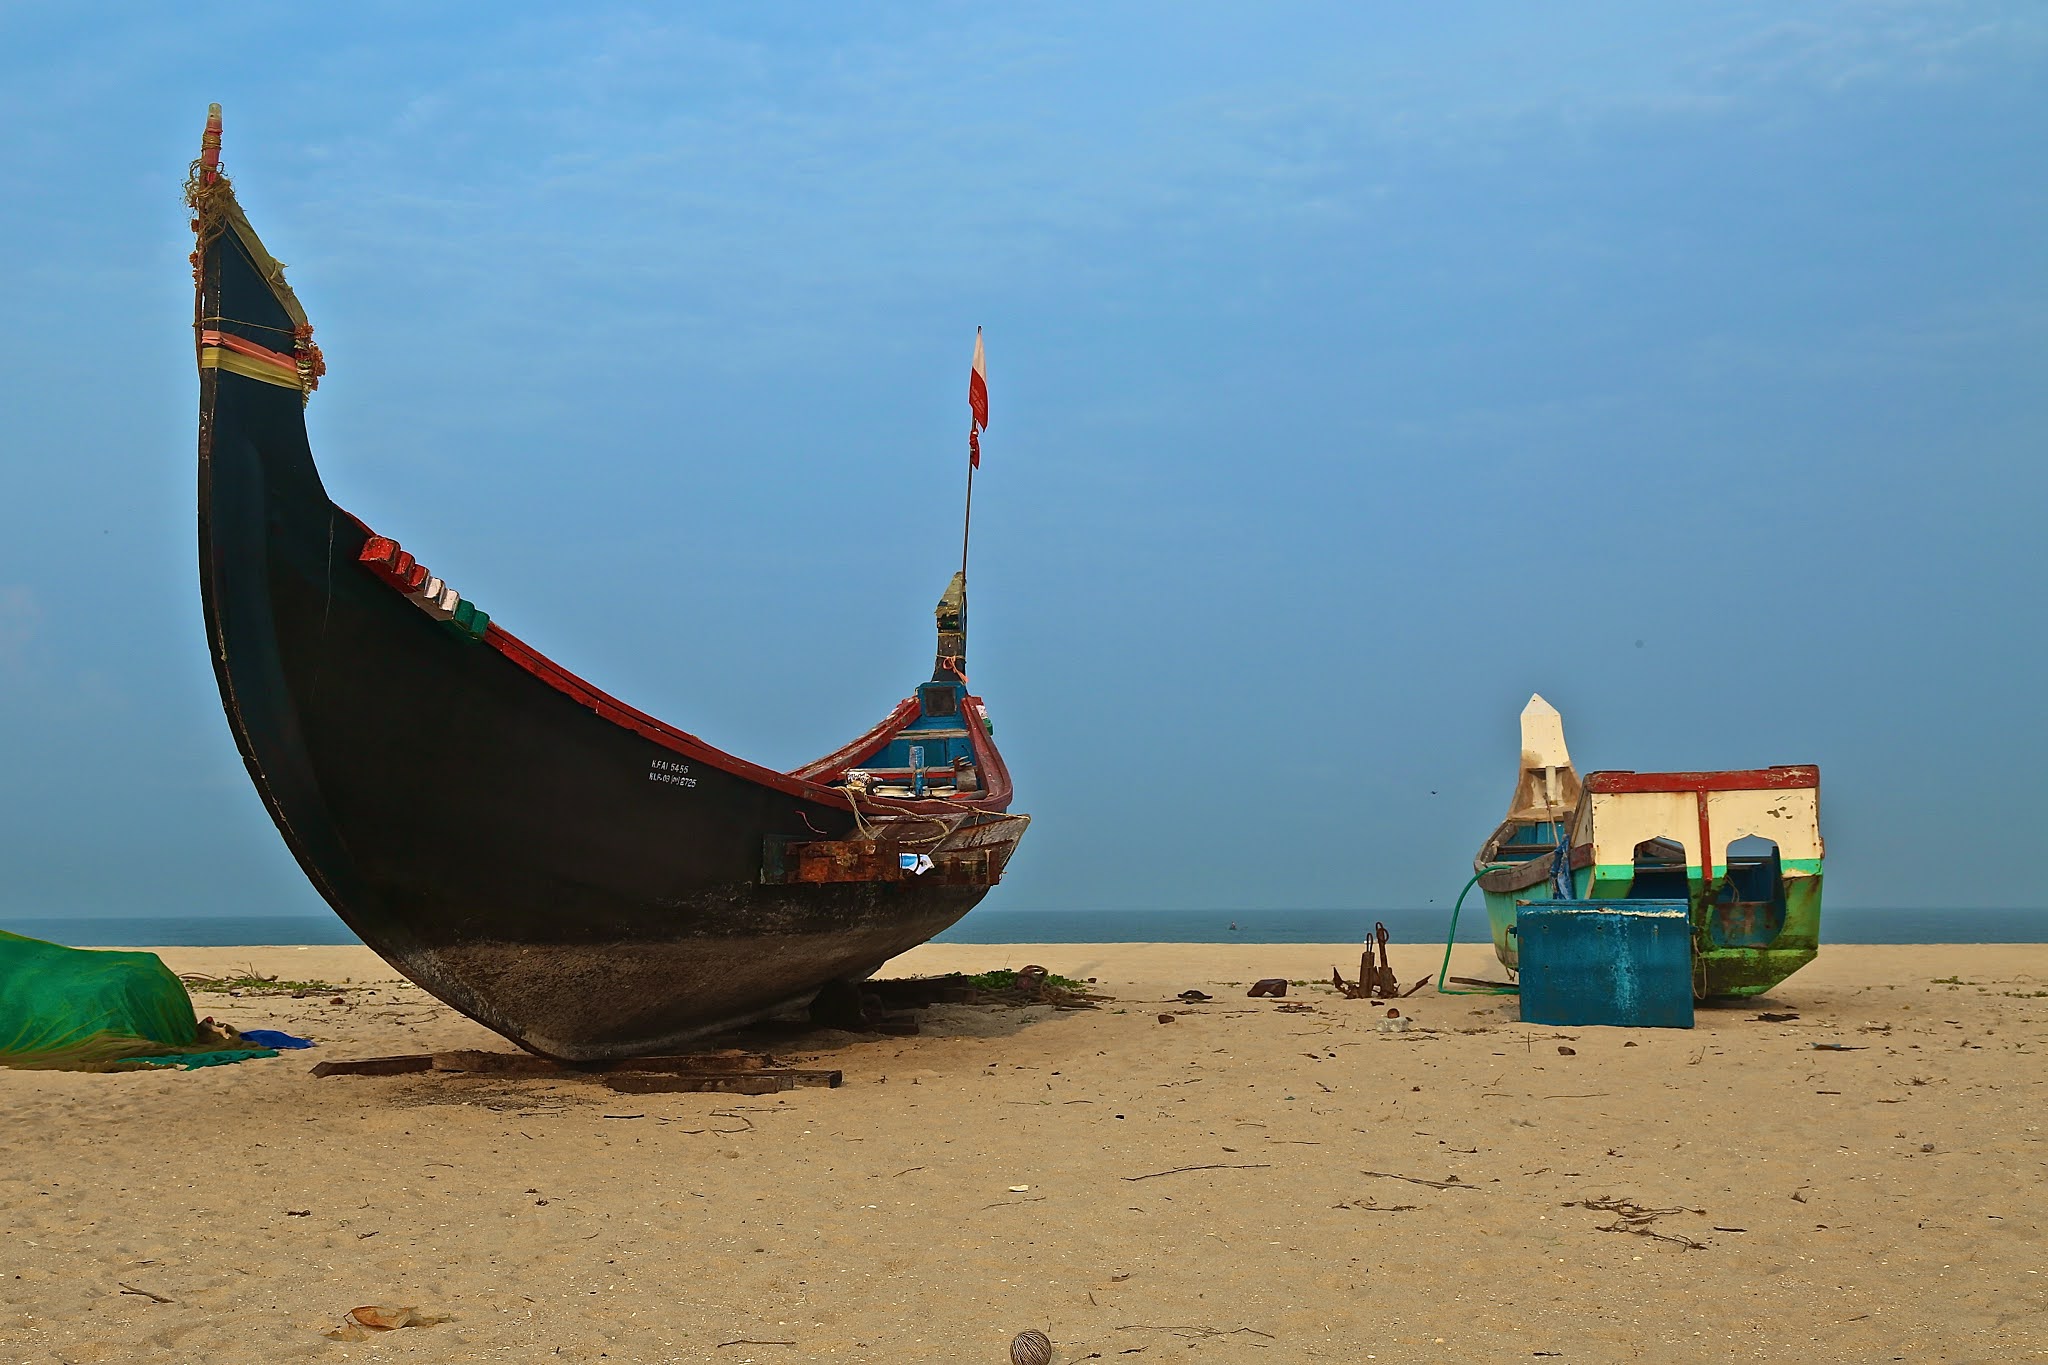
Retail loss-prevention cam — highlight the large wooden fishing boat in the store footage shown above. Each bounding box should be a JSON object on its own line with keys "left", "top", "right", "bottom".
{"left": 187, "top": 107, "right": 1027, "bottom": 1059}
{"left": 1472, "top": 695, "right": 1823, "bottom": 998}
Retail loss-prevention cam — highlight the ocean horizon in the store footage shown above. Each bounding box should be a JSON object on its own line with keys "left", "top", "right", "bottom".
{"left": 4, "top": 906, "right": 2042, "bottom": 948}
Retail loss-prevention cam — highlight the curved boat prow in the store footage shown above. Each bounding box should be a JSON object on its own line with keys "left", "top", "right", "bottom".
{"left": 1472, "top": 694, "right": 1581, "bottom": 971}
{"left": 1508, "top": 694, "right": 1582, "bottom": 824}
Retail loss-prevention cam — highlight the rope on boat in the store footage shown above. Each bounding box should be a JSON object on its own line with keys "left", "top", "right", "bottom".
{"left": 840, "top": 790, "right": 970, "bottom": 850}
{"left": 841, "top": 782, "right": 877, "bottom": 841}
{"left": 868, "top": 810, "right": 972, "bottom": 850}
{"left": 833, "top": 771, "right": 1029, "bottom": 851}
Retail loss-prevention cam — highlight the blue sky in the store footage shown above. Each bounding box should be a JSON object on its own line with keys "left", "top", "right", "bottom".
{"left": 1, "top": 3, "right": 2042, "bottom": 920}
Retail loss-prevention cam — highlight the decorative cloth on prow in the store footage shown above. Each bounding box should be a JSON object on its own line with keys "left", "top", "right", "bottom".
{"left": 185, "top": 103, "right": 326, "bottom": 406}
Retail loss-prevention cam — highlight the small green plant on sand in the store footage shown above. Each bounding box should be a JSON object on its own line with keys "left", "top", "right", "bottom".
{"left": 179, "top": 971, "right": 347, "bottom": 996}
{"left": 963, "top": 967, "right": 1087, "bottom": 993}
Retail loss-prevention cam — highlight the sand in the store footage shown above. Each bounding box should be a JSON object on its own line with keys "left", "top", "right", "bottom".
{"left": 2, "top": 941, "right": 2044, "bottom": 1364}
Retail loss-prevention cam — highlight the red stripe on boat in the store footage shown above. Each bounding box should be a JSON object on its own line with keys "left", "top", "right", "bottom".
{"left": 1585, "top": 766, "right": 1819, "bottom": 795}
{"left": 199, "top": 328, "right": 302, "bottom": 375}
{"left": 342, "top": 517, "right": 1010, "bottom": 814}
{"left": 788, "top": 699, "right": 922, "bottom": 781}
{"left": 482, "top": 624, "right": 1010, "bottom": 814}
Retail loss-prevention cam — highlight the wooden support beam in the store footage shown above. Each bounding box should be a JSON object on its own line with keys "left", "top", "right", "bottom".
{"left": 602, "top": 1069, "right": 842, "bottom": 1095}
{"left": 430, "top": 1050, "right": 560, "bottom": 1074}
{"left": 426, "top": 1049, "right": 777, "bottom": 1075}
{"left": 310, "top": 1054, "right": 433, "bottom": 1077}
{"left": 312, "top": 1049, "right": 802, "bottom": 1080}
{"left": 605, "top": 1074, "right": 786, "bottom": 1095}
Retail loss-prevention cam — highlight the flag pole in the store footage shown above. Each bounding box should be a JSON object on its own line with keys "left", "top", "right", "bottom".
{"left": 960, "top": 429, "right": 974, "bottom": 584}
{"left": 962, "top": 326, "right": 987, "bottom": 585}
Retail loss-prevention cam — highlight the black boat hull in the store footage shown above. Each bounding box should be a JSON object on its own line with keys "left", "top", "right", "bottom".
{"left": 191, "top": 128, "right": 1022, "bottom": 1059}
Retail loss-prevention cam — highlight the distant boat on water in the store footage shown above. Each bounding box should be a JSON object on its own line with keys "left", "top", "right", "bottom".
{"left": 1471, "top": 695, "right": 1823, "bottom": 998}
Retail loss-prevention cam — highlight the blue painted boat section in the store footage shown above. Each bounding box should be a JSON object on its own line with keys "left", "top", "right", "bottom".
{"left": 1500, "top": 821, "right": 1565, "bottom": 850}
{"left": 860, "top": 680, "right": 981, "bottom": 792}
{"left": 1515, "top": 899, "right": 1694, "bottom": 1029}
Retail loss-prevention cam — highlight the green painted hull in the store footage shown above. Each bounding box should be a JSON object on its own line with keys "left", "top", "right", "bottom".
{"left": 1480, "top": 861, "right": 1822, "bottom": 998}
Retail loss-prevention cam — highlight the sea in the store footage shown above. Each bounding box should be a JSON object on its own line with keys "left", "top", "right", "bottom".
{"left": 4, "top": 907, "right": 2042, "bottom": 948}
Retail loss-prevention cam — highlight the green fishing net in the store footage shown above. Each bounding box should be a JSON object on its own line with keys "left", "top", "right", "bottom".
{"left": 112, "top": 1048, "right": 279, "bottom": 1071}
{"left": 0, "top": 930, "right": 199, "bottom": 1070}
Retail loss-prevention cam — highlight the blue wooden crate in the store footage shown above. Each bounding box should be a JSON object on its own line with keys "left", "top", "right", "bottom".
{"left": 1515, "top": 899, "right": 1694, "bottom": 1029}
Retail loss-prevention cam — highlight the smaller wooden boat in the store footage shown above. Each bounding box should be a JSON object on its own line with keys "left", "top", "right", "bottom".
{"left": 1470, "top": 695, "right": 1582, "bottom": 972}
{"left": 1472, "top": 696, "right": 1824, "bottom": 998}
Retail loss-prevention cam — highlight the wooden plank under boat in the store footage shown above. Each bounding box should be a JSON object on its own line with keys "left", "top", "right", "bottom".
{"left": 186, "top": 106, "right": 1028, "bottom": 1060}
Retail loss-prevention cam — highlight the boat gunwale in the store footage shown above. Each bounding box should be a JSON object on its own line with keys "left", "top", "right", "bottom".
{"left": 476, "top": 614, "right": 1014, "bottom": 816}
{"left": 1584, "top": 766, "right": 1819, "bottom": 795}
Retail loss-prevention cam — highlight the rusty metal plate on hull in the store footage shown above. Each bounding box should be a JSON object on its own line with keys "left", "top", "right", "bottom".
{"left": 764, "top": 833, "right": 1016, "bottom": 887}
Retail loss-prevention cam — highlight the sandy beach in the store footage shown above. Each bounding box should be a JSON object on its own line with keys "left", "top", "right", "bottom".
{"left": 3, "top": 941, "right": 2044, "bottom": 1364}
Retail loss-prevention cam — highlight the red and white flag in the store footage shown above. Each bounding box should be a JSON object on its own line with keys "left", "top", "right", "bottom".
{"left": 967, "top": 327, "right": 988, "bottom": 468}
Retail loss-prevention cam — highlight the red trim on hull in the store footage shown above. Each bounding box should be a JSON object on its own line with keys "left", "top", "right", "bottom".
{"left": 334, "top": 506, "right": 1013, "bottom": 817}
{"left": 200, "top": 328, "right": 301, "bottom": 372}
{"left": 1585, "top": 766, "right": 1818, "bottom": 795}
{"left": 335, "top": 511, "right": 1015, "bottom": 818}
{"left": 480, "top": 623, "right": 1012, "bottom": 815}
{"left": 789, "top": 699, "right": 922, "bottom": 781}
{"left": 960, "top": 697, "right": 1011, "bottom": 808}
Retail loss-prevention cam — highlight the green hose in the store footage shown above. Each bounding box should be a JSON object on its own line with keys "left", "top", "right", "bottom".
{"left": 1435, "top": 871, "right": 1519, "bottom": 995}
